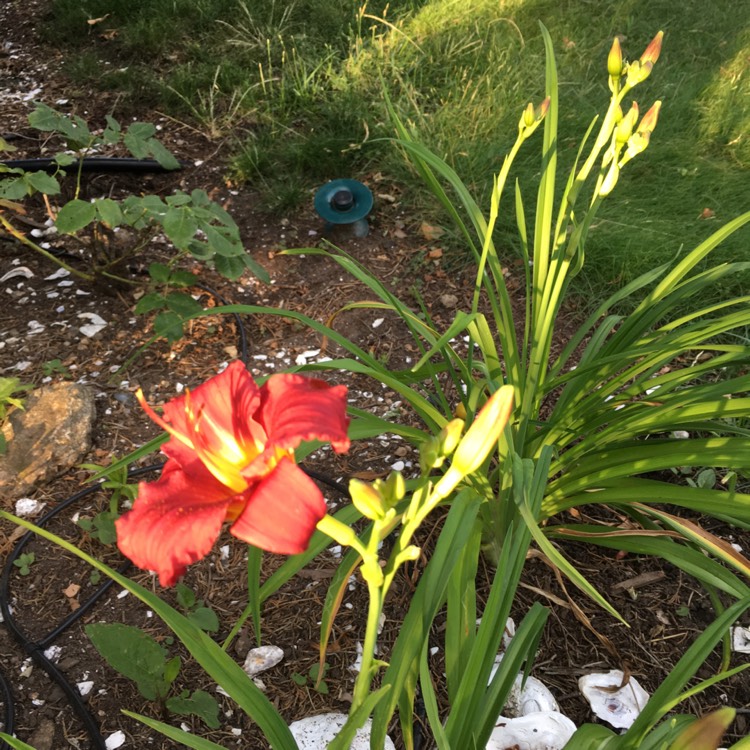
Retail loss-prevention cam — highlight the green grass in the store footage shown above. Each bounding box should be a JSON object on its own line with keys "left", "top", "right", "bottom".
{"left": 46, "top": 0, "right": 749, "bottom": 298}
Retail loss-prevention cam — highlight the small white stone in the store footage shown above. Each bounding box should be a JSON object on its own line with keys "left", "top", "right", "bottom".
{"left": 242, "top": 645, "right": 284, "bottom": 677}
{"left": 43, "top": 645, "right": 62, "bottom": 662}
{"left": 77, "top": 680, "right": 94, "bottom": 696}
{"left": 731, "top": 626, "right": 750, "bottom": 653}
{"left": 390, "top": 460, "right": 405, "bottom": 471}
{"left": 15, "top": 498, "right": 46, "bottom": 517}
{"left": 105, "top": 730, "right": 126, "bottom": 749}
{"left": 372, "top": 318, "right": 384, "bottom": 328}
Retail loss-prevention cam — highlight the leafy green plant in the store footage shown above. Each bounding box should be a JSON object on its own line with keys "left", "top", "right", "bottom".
{"left": 291, "top": 662, "right": 330, "bottom": 695}
{"left": 40, "top": 359, "right": 71, "bottom": 379}
{"left": 258, "top": 26, "right": 750, "bottom": 623}
{"left": 0, "top": 104, "right": 268, "bottom": 344}
{"left": 0, "top": 375, "right": 33, "bottom": 455}
{"left": 85, "top": 622, "right": 220, "bottom": 728}
{"left": 0, "top": 376, "right": 33, "bottom": 421}
{"left": 175, "top": 582, "right": 220, "bottom": 633}
{"left": 13, "top": 552, "right": 35, "bottom": 576}
{"left": 77, "top": 463, "right": 138, "bottom": 545}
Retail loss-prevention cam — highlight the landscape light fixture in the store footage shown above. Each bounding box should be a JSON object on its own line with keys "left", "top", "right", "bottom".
{"left": 313, "top": 178, "right": 373, "bottom": 237}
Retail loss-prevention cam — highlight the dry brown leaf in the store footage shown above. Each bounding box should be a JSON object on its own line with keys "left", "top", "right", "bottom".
{"left": 420, "top": 221, "right": 445, "bottom": 241}
{"left": 87, "top": 13, "right": 110, "bottom": 25}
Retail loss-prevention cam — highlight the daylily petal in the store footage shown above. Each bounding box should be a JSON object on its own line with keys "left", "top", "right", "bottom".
{"left": 115, "top": 459, "right": 233, "bottom": 587}
{"left": 163, "top": 361, "right": 267, "bottom": 457}
{"left": 259, "top": 373, "right": 350, "bottom": 454}
{"left": 230, "top": 457, "right": 327, "bottom": 554}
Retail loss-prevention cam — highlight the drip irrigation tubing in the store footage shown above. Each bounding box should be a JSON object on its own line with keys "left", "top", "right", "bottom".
{"left": 0, "top": 291, "right": 360, "bottom": 747}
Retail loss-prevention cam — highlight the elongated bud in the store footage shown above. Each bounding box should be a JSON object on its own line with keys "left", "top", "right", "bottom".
{"left": 451, "top": 386, "right": 514, "bottom": 476}
{"left": 522, "top": 102, "right": 535, "bottom": 129}
{"left": 599, "top": 159, "right": 620, "bottom": 196}
{"left": 349, "top": 479, "right": 386, "bottom": 521}
{"left": 420, "top": 419, "right": 464, "bottom": 473}
{"left": 454, "top": 402, "right": 467, "bottom": 420}
{"left": 637, "top": 100, "right": 662, "bottom": 134}
{"left": 620, "top": 101, "right": 661, "bottom": 166}
{"left": 615, "top": 102, "right": 639, "bottom": 144}
{"left": 640, "top": 30, "right": 664, "bottom": 67}
{"left": 382, "top": 470, "right": 405, "bottom": 507}
{"left": 607, "top": 37, "right": 623, "bottom": 78}
{"left": 518, "top": 97, "right": 550, "bottom": 138}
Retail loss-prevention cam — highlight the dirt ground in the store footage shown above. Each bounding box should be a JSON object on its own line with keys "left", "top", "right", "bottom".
{"left": 1, "top": 2, "right": 749, "bottom": 749}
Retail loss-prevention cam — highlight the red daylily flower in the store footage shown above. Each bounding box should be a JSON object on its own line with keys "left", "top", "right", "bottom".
{"left": 115, "top": 361, "right": 350, "bottom": 586}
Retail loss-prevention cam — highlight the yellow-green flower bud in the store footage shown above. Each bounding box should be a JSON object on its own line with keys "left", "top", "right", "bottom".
{"left": 599, "top": 159, "right": 620, "bottom": 196}
{"left": 349, "top": 479, "right": 386, "bottom": 520}
{"left": 607, "top": 37, "right": 623, "bottom": 78}
{"left": 518, "top": 97, "right": 551, "bottom": 139}
{"left": 451, "top": 385, "right": 514, "bottom": 476}
{"left": 615, "top": 102, "right": 639, "bottom": 144}
{"left": 440, "top": 418, "right": 464, "bottom": 458}
{"left": 619, "top": 101, "right": 661, "bottom": 167}
{"left": 382, "top": 470, "right": 405, "bottom": 507}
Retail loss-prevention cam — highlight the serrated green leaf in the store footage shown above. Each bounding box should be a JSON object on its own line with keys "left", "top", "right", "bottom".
{"left": 162, "top": 206, "right": 198, "bottom": 248}
{"left": 166, "top": 689, "right": 221, "bottom": 729}
{"left": 0, "top": 177, "right": 31, "bottom": 200}
{"left": 170, "top": 269, "right": 198, "bottom": 287}
{"left": 86, "top": 623, "right": 169, "bottom": 701}
{"left": 148, "top": 262, "right": 171, "bottom": 284}
{"left": 28, "top": 103, "right": 65, "bottom": 131}
{"left": 134, "top": 292, "right": 167, "bottom": 315}
{"left": 154, "top": 310, "right": 184, "bottom": 343}
{"left": 56, "top": 199, "right": 96, "bottom": 233}
{"left": 214, "top": 253, "right": 248, "bottom": 280}
{"left": 163, "top": 654, "right": 182, "bottom": 686}
{"left": 165, "top": 291, "right": 204, "bottom": 318}
{"left": 188, "top": 607, "right": 220, "bottom": 633}
{"left": 203, "top": 224, "right": 243, "bottom": 257}
{"left": 25, "top": 171, "right": 60, "bottom": 195}
{"left": 95, "top": 198, "right": 123, "bottom": 228}
{"left": 175, "top": 582, "right": 196, "bottom": 610}
{"left": 239, "top": 251, "right": 270, "bottom": 283}
{"left": 102, "top": 115, "right": 122, "bottom": 144}
{"left": 147, "top": 137, "right": 181, "bottom": 170}
{"left": 54, "top": 153, "right": 77, "bottom": 167}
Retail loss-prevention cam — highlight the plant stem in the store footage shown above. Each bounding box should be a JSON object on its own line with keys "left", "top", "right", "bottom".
{"left": 0, "top": 212, "right": 93, "bottom": 282}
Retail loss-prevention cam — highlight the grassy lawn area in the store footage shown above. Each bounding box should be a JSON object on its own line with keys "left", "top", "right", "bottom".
{"left": 48, "top": 0, "right": 749, "bottom": 306}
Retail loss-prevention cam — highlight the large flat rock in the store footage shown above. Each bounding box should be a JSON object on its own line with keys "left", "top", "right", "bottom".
{"left": 0, "top": 382, "right": 96, "bottom": 500}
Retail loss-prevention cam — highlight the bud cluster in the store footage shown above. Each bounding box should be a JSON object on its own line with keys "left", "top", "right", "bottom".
{"left": 599, "top": 31, "right": 664, "bottom": 196}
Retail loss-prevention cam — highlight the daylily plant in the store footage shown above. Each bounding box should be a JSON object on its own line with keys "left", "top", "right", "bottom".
{"left": 116, "top": 361, "right": 350, "bottom": 586}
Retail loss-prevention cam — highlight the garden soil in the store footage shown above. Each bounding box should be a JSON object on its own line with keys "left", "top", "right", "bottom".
{"left": 1, "top": 2, "right": 748, "bottom": 748}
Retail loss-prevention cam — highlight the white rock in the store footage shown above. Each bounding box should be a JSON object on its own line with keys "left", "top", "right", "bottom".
{"left": 105, "top": 730, "right": 126, "bottom": 749}
{"left": 578, "top": 670, "right": 649, "bottom": 729}
{"left": 242, "top": 645, "right": 284, "bottom": 677}
{"left": 77, "top": 680, "right": 94, "bottom": 696}
{"left": 289, "top": 713, "right": 396, "bottom": 750}
{"left": 78, "top": 312, "right": 107, "bottom": 337}
{"left": 15, "top": 498, "right": 46, "bottom": 517}
{"left": 44, "top": 268, "right": 71, "bottom": 280}
{"left": 486, "top": 711, "right": 576, "bottom": 750}
{"left": 731, "top": 626, "right": 750, "bottom": 653}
